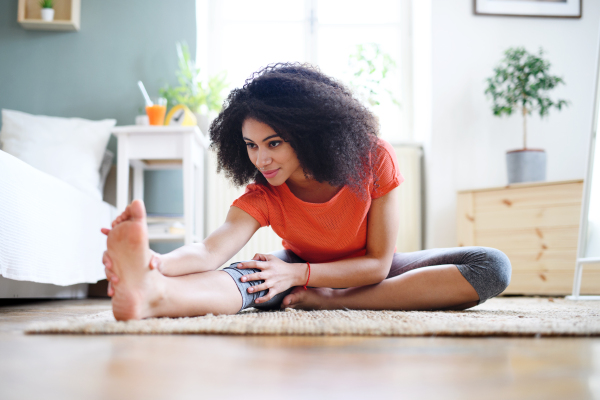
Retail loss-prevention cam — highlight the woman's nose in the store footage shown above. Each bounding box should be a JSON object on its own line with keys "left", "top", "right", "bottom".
{"left": 256, "top": 149, "right": 272, "bottom": 167}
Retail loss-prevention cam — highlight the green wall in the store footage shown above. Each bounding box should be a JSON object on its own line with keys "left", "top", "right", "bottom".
{"left": 0, "top": 0, "right": 194, "bottom": 240}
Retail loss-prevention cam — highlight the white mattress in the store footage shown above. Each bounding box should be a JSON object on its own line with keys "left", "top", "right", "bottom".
{"left": 0, "top": 150, "right": 117, "bottom": 286}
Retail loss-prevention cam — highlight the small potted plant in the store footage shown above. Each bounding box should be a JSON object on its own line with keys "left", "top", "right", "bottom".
{"left": 39, "top": 0, "right": 54, "bottom": 21}
{"left": 160, "top": 42, "right": 228, "bottom": 135}
{"left": 485, "top": 47, "right": 568, "bottom": 184}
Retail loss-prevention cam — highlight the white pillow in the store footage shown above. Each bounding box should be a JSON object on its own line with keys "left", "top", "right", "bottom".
{"left": 0, "top": 109, "right": 116, "bottom": 199}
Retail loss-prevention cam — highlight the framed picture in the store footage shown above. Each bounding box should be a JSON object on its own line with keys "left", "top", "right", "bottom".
{"left": 474, "top": 0, "right": 582, "bottom": 18}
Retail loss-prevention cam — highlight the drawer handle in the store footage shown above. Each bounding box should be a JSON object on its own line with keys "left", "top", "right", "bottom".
{"left": 502, "top": 199, "right": 512, "bottom": 206}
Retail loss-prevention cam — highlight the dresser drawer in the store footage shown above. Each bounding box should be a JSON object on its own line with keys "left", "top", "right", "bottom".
{"left": 475, "top": 227, "right": 578, "bottom": 251}
{"left": 474, "top": 182, "right": 583, "bottom": 212}
{"left": 508, "top": 268, "right": 600, "bottom": 295}
{"left": 474, "top": 204, "right": 581, "bottom": 231}
{"left": 456, "top": 179, "right": 595, "bottom": 295}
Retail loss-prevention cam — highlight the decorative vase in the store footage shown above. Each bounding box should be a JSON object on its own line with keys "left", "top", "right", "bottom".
{"left": 41, "top": 8, "right": 54, "bottom": 21}
{"left": 506, "top": 149, "right": 547, "bottom": 184}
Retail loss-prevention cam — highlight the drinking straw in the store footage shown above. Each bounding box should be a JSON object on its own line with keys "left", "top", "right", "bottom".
{"left": 137, "top": 81, "right": 153, "bottom": 106}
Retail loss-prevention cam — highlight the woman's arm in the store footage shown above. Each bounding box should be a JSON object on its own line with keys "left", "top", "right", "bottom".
{"left": 305, "top": 186, "right": 400, "bottom": 287}
{"left": 157, "top": 206, "right": 261, "bottom": 276}
{"left": 237, "top": 187, "right": 400, "bottom": 303}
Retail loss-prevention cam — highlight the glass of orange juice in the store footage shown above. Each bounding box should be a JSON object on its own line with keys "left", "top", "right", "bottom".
{"left": 146, "top": 97, "right": 167, "bottom": 125}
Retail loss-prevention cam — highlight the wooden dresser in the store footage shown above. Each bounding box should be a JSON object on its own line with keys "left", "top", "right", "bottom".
{"left": 456, "top": 179, "right": 599, "bottom": 295}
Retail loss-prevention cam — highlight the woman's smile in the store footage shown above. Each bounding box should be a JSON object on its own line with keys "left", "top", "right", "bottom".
{"left": 261, "top": 168, "right": 279, "bottom": 178}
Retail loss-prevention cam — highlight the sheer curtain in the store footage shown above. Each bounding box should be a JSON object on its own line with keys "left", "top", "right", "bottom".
{"left": 196, "top": 0, "right": 413, "bottom": 142}
{"left": 197, "top": 1, "right": 421, "bottom": 261}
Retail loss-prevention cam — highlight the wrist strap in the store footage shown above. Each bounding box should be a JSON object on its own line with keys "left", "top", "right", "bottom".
{"left": 303, "top": 261, "right": 311, "bottom": 290}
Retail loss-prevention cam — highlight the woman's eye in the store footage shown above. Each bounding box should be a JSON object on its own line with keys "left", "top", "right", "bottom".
{"left": 245, "top": 141, "right": 280, "bottom": 149}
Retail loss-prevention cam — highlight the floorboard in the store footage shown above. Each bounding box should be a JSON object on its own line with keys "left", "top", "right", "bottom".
{"left": 0, "top": 299, "right": 598, "bottom": 400}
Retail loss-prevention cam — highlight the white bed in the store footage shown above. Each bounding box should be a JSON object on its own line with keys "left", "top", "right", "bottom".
{"left": 0, "top": 150, "right": 117, "bottom": 298}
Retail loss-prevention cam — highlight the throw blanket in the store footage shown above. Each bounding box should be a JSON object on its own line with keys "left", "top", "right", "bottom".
{"left": 0, "top": 150, "right": 116, "bottom": 285}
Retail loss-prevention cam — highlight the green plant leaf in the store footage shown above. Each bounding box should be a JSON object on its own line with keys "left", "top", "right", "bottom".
{"left": 484, "top": 46, "right": 568, "bottom": 120}
{"left": 346, "top": 43, "right": 401, "bottom": 110}
{"left": 160, "top": 41, "right": 228, "bottom": 114}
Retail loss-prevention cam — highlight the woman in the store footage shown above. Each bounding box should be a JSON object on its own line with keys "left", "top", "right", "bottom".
{"left": 102, "top": 63, "right": 511, "bottom": 321}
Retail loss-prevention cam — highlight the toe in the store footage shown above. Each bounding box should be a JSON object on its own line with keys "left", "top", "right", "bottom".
{"left": 282, "top": 293, "right": 296, "bottom": 308}
{"left": 130, "top": 200, "right": 147, "bottom": 221}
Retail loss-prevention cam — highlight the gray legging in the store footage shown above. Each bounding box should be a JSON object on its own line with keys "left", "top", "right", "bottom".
{"left": 222, "top": 246, "right": 512, "bottom": 312}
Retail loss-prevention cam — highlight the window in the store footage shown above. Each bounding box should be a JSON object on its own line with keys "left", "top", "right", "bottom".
{"left": 197, "top": 0, "right": 413, "bottom": 142}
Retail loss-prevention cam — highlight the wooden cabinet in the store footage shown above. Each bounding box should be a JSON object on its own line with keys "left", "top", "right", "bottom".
{"left": 457, "top": 179, "right": 600, "bottom": 295}
{"left": 18, "top": 0, "right": 80, "bottom": 31}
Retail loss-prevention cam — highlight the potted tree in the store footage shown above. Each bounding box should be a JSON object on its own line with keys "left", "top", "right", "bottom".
{"left": 485, "top": 47, "right": 569, "bottom": 184}
{"left": 39, "top": 0, "right": 54, "bottom": 21}
{"left": 160, "top": 42, "right": 228, "bottom": 135}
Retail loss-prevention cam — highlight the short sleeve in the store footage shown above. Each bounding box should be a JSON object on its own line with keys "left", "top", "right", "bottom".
{"left": 231, "top": 183, "right": 270, "bottom": 227}
{"left": 371, "top": 139, "right": 404, "bottom": 199}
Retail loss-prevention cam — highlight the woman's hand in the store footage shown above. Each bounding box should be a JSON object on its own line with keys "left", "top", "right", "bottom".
{"left": 100, "top": 227, "right": 162, "bottom": 297}
{"left": 236, "top": 253, "right": 307, "bottom": 304}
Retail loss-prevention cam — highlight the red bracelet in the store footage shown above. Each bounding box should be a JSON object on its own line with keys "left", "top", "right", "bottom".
{"left": 303, "top": 262, "right": 311, "bottom": 290}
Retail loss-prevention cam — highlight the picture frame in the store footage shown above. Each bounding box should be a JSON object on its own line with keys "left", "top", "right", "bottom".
{"left": 473, "top": 0, "right": 582, "bottom": 18}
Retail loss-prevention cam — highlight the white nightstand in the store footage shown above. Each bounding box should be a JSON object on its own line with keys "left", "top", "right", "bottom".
{"left": 111, "top": 125, "right": 209, "bottom": 245}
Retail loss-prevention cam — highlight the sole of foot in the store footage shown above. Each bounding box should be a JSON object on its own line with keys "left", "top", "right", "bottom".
{"left": 107, "top": 200, "right": 158, "bottom": 321}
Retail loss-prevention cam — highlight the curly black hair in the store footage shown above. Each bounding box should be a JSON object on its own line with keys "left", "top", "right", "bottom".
{"left": 209, "top": 62, "right": 380, "bottom": 200}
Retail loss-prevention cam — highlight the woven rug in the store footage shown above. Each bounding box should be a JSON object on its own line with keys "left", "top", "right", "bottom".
{"left": 25, "top": 297, "right": 600, "bottom": 337}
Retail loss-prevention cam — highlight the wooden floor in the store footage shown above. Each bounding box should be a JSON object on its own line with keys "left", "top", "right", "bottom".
{"left": 0, "top": 299, "right": 599, "bottom": 400}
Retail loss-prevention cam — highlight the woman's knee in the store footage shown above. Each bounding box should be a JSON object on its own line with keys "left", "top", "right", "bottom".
{"left": 481, "top": 247, "right": 512, "bottom": 292}
{"left": 457, "top": 246, "right": 512, "bottom": 303}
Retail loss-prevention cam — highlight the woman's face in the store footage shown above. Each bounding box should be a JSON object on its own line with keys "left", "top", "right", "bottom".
{"left": 242, "top": 118, "right": 304, "bottom": 186}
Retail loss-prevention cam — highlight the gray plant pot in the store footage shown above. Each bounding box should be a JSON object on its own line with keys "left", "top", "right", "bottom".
{"left": 506, "top": 149, "right": 546, "bottom": 184}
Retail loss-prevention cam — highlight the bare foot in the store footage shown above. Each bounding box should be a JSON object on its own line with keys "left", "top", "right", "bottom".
{"left": 111, "top": 202, "right": 137, "bottom": 228}
{"left": 106, "top": 200, "right": 166, "bottom": 321}
{"left": 281, "top": 287, "right": 339, "bottom": 310}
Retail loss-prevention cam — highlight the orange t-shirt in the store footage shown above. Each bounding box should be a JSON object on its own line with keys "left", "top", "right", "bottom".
{"left": 231, "top": 138, "right": 404, "bottom": 263}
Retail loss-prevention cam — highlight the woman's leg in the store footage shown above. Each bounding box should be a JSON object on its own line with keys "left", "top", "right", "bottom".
{"left": 107, "top": 200, "right": 242, "bottom": 320}
{"left": 221, "top": 249, "right": 304, "bottom": 312}
{"left": 282, "top": 247, "right": 511, "bottom": 311}
{"left": 128, "top": 270, "right": 244, "bottom": 319}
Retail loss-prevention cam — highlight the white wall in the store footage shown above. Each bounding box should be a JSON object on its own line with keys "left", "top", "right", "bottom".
{"left": 425, "top": 0, "right": 600, "bottom": 249}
